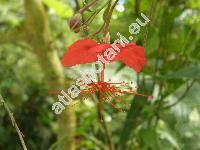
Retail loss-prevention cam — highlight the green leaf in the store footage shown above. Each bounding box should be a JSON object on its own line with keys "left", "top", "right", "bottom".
{"left": 158, "top": 129, "right": 180, "bottom": 150}
{"left": 188, "top": 0, "right": 200, "bottom": 8}
{"left": 43, "top": 0, "right": 73, "bottom": 18}
{"left": 162, "top": 66, "right": 200, "bottom": 79}
{"left": 139, "top": 128, "right": 157, "bottom": 148}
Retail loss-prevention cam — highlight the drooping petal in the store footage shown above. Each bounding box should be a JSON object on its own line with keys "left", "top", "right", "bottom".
{"left": 117, "top": 43, "right": 146, "bottom": 72}
{"left": 61, "top": 39, "right": 98, "bottom": 67}
{"left": 87, "top": 43, "right": 112, "bottom": 61}
{"left": 61, "top": 39, "right": 146, "bottom": 72}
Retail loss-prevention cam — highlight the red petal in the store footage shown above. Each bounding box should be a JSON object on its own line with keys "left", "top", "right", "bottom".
{"left": 61, "top": 39, "right": 98, "bottom": 66}
{"left": 117, "top": 43, "right": 146, "bottom": 72}
{"left": 61, "top": 39, "right": 146, "bottom": 72}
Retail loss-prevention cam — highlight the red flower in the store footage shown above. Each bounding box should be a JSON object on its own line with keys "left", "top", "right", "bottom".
{"left": 61, "top": 39, "right": 146, "bottom": 72}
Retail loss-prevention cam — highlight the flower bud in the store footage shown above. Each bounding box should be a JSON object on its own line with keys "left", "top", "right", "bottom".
{"left": 68, "top": 13, "right": 82, "bottom": 33}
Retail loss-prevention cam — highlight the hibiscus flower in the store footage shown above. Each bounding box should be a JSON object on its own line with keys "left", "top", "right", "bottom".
{"left": 61, "top": 39, "right": 146, "bottom": 72}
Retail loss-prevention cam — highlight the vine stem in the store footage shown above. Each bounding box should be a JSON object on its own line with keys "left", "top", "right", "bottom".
{"left": 96, "top": 93, "right": 115, "bottom": 150}
{"left": 94, "top": 64, "right": 115, "bottom": 150}
{"left": 0, "top": 95, "right": 28, "bottom": 150}
{"left": 103, "top": 0, "right": 119, "bottom": 36}
{"left": 79, "top": 0, "right": 97, "bottom": 14}
{"left": 164, "top": 80, "right": 196, "bottom": 109}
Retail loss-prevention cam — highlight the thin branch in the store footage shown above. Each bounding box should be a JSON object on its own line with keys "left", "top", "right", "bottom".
{"left": 79, "top": 0, "right": 97, "bottom": 14}
{"left": 134, "top": 0, "right": 140, "bottom": 16}
{"left": 181, "top": 26, "right": 194, "bottom": 55}
{"left": 82, "top": 9, "right": 100, "bottom": 26}
{"left": 103, "top": 0, "right": 119, "bottom": 36}
{"left": 92, "top": 93, "right": 115, "bottom": 150}
{"left": 81, "top": 0, "right": 109, "bottom": 28}
{"left": 0, "top": 95, "right": 28, "bottom": 150}
{"left": 98, "top": 99, "right": 115, "bottom": 150}
{"left": 90, "top": 22, "right": 106, "bottom": 37}
{"left": 85, "top": 135, "right": 108, "bottom": 150}
{"left": 143, "top": 0, "right": 156, "bottom": 48}
{"left": 164, "top": 80, "right": 196, "bottom": 109}
{"left": 74, "top": 0, "right": 80, "bottom": 11}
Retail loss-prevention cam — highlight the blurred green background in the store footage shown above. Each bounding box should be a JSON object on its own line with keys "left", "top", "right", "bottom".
{"left": 0, "top": 0, "right": 200, "bottom": 149}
